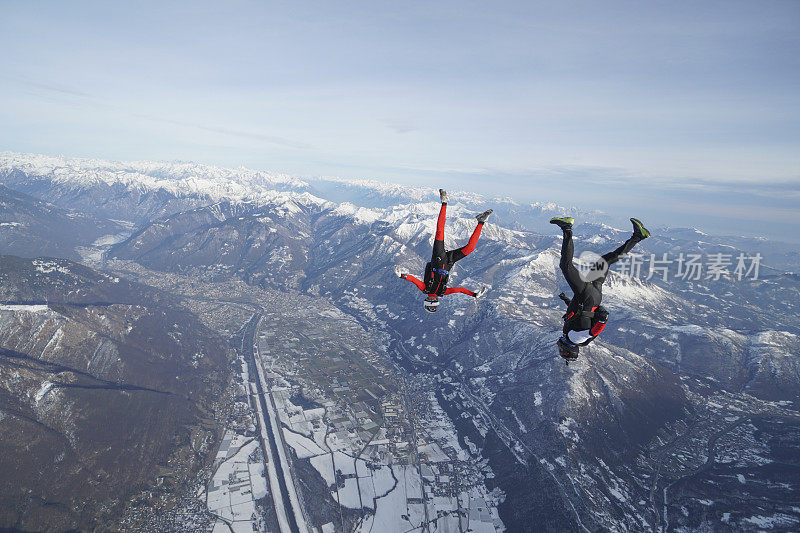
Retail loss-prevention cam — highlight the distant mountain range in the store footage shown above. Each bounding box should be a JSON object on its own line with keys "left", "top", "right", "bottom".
{"left": 1, "top": 151, "right": 798, "bottom": 531}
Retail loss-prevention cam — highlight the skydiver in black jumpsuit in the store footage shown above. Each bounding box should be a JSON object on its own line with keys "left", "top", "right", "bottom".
{"left": 550, "top": 216, "right": 651, "bottom": 364}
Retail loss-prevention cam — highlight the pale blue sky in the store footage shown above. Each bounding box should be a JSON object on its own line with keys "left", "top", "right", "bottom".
{"left": 1, "top": 1, "right": 799, "bottom": 240}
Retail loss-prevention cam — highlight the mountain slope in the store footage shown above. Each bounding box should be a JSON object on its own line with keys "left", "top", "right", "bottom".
{"left": 2, "top": 152, "right": 799, "bottom": 531}
{"left": 0, "top": 185, "right": 126, "bottom": 261}
{"left": 0, "top": 255, "right": 230, "bottom": 531}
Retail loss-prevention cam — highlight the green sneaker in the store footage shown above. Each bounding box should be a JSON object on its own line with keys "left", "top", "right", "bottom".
{"left": 549, "top": 216, "right": 575, "bottom": 231}
{"left": 630, "top": 218, "right": 651, "bottom": 240}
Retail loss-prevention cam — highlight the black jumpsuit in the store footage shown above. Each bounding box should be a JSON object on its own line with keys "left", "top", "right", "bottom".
{"left": 560, "top": 228, "right": 640, "bottom": 332}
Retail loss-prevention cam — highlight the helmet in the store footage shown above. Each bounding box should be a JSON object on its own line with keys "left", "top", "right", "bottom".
{"left": 557, "top": 337, "right": 579, "bottom": 362}
{"left": 424, "top": 296, "right": 440, "bottom": 313}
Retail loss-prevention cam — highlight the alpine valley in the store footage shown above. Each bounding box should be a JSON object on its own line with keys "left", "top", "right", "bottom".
{"left": 1, "top": 152, "right": 798, "bottom": 532}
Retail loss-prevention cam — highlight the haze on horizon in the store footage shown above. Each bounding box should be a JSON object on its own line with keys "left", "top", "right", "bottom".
{"left": 1, "top": 0, "right": 798, "bottom": 241}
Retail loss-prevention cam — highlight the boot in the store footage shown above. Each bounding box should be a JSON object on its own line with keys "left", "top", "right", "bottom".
{"left": 476, "top": 209, "right": 493, "bottom": 223}
{"left": 630, "top": 218, "right": 651, "bottom": 240}
{"left": 549, "top": 216, "right": 574, "bottom": 231}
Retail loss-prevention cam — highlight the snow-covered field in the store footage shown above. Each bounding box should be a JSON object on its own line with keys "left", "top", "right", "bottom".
{"left": 204, "top": 431, "right": 267, "bottom": 532}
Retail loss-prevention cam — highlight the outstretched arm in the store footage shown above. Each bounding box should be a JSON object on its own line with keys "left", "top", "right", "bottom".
{"left": 401, "top": 274, "right": 427, "bottom": 293}
{"left": 443, "top": 286, "right": 477, "bottom": 297}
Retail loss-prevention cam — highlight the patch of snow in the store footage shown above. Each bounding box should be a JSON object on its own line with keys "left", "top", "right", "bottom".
{"left": 310, "top": 454, "right": 336, "bottom": 486}
{"left": 742, "top": 514, "right": 798, "bottom": 529}
{"left": 0, "top": 304, "right": 49, "bottom": 312}
{"left": 282, "top": 428, "right": 326, "bottom": 459}
{"left": 611, "top": 488, "right": 628, "bottom": 502}
{"left": 533, "top": 391, "right": 542, "bottom": 406}
{"left": 249, "top": 462, "right": 268, "bottom": 499}
{"left": 33, "top": 259, "right": 70, "bottom": 275}
{"left": 35, "top": 381, "right": 55, "bottom": 403}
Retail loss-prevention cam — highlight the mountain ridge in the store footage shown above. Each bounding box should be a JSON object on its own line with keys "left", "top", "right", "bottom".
{"left": 1, "top": 152, "right": 799, "bottom": 531}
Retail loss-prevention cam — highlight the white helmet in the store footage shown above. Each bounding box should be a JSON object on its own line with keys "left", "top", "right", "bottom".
{"left": 424, "top": 297, "right": 440, "bottom": 313}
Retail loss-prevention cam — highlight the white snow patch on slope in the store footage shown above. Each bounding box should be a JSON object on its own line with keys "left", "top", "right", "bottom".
{"left": 33, "top": 259, "right": 70, "bottom": 275}
{"left": 742, "top": 514, "right": 799, "bottom": 529}
{"left": 35, "top": 381, "right": 55, "bottom": 403}
{"left": 0, "top": 304, "right": 49, "bottom": 312}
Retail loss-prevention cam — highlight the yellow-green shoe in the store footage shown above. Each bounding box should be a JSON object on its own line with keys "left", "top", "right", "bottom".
{"left": 630, "top": 218, "right": 651, "bottom": 239}
{"left": 549, "top": 216, "right": 575, "bottom": 231}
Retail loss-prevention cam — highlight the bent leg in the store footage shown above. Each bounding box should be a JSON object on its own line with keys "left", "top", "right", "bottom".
{"left": 601, "top": 236, "right": 640, "bottom": 267}
{"left": 449, "top": 222, "right": 484, "bottom": 263}
{"left": 559, "top": 229, "right": 586, "bottom": 294}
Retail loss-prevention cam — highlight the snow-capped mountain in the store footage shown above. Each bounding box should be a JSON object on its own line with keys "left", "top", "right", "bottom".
{"left": 1, "top": 151, "right": 799, "bottom": 532}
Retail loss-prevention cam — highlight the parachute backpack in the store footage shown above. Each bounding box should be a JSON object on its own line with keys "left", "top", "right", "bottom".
{"left": 423, "top": 262, "right": 450, "bottom": 296}
{"left": 559, "top": 292, "right": 608, "bottom": 344}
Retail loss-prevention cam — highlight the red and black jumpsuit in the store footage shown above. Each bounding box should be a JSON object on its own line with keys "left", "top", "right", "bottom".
{"left": 402, "top": 202, "right": 484, "bottom": 299}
